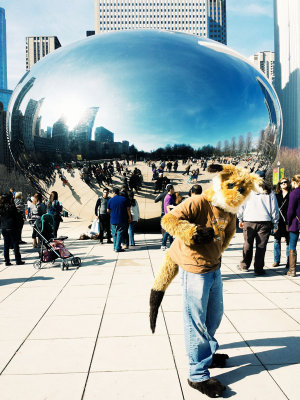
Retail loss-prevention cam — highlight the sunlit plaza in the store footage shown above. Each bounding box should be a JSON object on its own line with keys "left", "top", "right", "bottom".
{"left": 0, "top": 163, "right": 299, "bottom": 400}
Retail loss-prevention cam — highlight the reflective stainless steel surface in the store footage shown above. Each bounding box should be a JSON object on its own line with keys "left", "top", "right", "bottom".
{"left": 6, "top": 31, "right": 282, "bottom": 221}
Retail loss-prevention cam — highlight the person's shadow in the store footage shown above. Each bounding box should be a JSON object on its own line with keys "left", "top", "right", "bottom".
{"left": 214, "top": 336, "right": 300, "bottom": 397}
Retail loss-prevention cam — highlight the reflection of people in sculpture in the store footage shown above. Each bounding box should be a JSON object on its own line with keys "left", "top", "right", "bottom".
{"left": 149, "top": 164, "right": 262, "bottom": 398}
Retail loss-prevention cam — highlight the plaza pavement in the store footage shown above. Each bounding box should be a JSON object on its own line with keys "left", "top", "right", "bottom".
{"left": 0, "top": 216, "right": 299, "bottom": 400}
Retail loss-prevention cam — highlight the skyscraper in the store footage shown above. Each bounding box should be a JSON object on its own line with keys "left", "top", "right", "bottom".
{"left": 274, "top": 0, "right": 300, "bottom": 149}
{"left": 26, "top": 36, "right": 62, "bottom": 70}
{"left": 249, "top": 51, "right": 275, "bottom": 85}
{"left": 0, "top": 7, "right": 7, "bottom": 89}
{"left": 94, "top": 0, "right": 227, "bottom": 44}
{"left": 0, "top": 7, "right": 12, "bottom": 111}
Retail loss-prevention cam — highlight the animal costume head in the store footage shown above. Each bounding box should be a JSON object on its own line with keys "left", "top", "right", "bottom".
{"left": 149, "top": 164, "right": 263, "bottom": 334}
{"left": 204, "top": 164, "right": 263, "bottom": 213}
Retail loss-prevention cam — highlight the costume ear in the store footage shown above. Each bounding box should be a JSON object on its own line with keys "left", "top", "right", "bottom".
{"left": 250, "top": 174, "right": 264, "bottom": 193}
{"left": 208, "top": 164, "right": 223, "bottom": 173}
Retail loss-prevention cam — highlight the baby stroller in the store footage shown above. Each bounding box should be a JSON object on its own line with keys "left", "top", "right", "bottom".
{"left": 31, "top": 214, "right": 81, "bottom": 271}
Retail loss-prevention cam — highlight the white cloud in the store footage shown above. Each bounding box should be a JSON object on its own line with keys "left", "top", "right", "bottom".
{"left": 227, "top": 0, "right": 273, "bottom": 17}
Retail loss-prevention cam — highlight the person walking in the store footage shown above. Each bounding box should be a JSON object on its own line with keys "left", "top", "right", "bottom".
{"left": 0, "top": 193, "right": 25, "bottom": 265}
{"left": 14, "top": 192, "right": 26, "bottom": 244}
{"left": 47, "top": 191, "right": 63, "bottom": 238}
{"left": 128, "top": 192, "right": 140, "bottom": 246}
{"left": 182, "top": 164, "right": 191, "bottom": 176}
{"left": 161, "top": 184, "right": 175, "bottom": 250}
{"left": 286, "top": 174, "right": 300, "bottom": 277}
{"left": 107, "top": 188, "right": 132, "bottom": 252}
{"left": 95, "top": 188, "right": 112, "bottom": 244}
{"left": 273, "top": 178, "right": 291, "bottom": 268}
{"left": 237, "top": 178, "right": 279, "bottom": 275}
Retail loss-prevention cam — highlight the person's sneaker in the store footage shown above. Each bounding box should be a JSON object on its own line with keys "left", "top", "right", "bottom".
{"left": 254, "top": 270, "right": 266, "bottom": 276}
{"left": 161, "top": 246, "right": 167, "bottom": 251}
{"left": 19, "top": 240, "right": 27, "bottom": 245}
{"left": 99, "top": 241, "right": 104, "bottom": 244}
{"left": 237, "top": 265, "right": 249, "bottom": 272}
{"left": 107, "top": 240, "right": 113, "bottom": 244}
{"left": 115, "top": 249, "right": 125, "bottom": 252}
{"left": 5, "top": 262, "right": 12, "bottom": 266}
{"left": 16, "top": 261, "right": 25, "bottom": 265}
{"left": 272, "top": 262, "right": 280, "bottom": 267}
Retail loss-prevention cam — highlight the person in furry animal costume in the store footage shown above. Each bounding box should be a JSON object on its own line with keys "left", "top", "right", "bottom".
{"left": 149, "top": 164, "right": 262, "bottom": 398}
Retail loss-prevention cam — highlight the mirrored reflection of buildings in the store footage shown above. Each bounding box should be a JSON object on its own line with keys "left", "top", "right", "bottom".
{"left": 26, "top": 36, "right": 61, "bottom": 70}
{"left": 249, "top": 51, "right": 275, "bottom": 86}
{"left": 95, "top": 0, "right": 227, "bottom": 44}
{"left": 8, "top": 91, "right": 132, "bottom": 166}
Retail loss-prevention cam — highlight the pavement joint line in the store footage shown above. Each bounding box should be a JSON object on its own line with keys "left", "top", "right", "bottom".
{"left": 80, "top": 252, "right": 119, "bottom": 400}
{"left": 221, "top": 318, "right": 291, "bottom": 399}
{"left": 0, "top": 266, "right": 41, "bottom": 304}
{"left": 0, "top": 266, "right": 80, "bottom": 375}
{"left": 0, "top": 242, "right": 96, "bottom": 375}
{"left": 239, "top": 332, "right": 290, "bottom": 400}
{"left": 147, "top": 233, "right": 185, "bottom": 400}
{"left": 225, "top": 265, "right": 300, "bottom": 327}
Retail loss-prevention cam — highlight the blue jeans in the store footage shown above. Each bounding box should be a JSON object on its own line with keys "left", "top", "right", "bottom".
{"left": 274, "top": 238, "right": 289, "bottom": 263}
{"left": 111, "top": 223, "right": 127, "bottom": 251}
{"left": 162, "top": 232, "right": 173, "bottom": 247}
{"left": 289, "top": 231, "right": 299, "bottom": 251}
{"left": 128, "top": 221, "right": 137, "bottom": 245}
{"left": 180, "top": 267, "right": 223, "bottom": 382}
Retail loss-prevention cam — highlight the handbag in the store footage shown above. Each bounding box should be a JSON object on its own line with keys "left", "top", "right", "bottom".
{"left": 89, "top": 218, "right": 100, "bottom": 235}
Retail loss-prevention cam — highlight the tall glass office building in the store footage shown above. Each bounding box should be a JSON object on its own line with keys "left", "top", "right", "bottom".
{"left": 0, "top": 7, "right": 7, "bottom": 90}
{"left": 0, "top": 7, "right": 12, "bottom": 111}
{"left": 95, "top": 0, "right": 227, "bottom": 45}
{"left": 274, "top": 0, "right": 300, "bottom": 149}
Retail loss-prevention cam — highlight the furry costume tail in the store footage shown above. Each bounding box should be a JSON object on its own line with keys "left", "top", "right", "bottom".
{"left": 150, "top": 251, "right": 178, "bottom": 333}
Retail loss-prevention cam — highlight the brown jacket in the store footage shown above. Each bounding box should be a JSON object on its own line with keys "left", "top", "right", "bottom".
{"left": 167, "top": 195, "right": 236, "bottom": 273}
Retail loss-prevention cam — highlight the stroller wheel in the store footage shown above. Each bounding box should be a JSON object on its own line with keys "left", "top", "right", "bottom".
{"left": 33, "top": 260, "right": 42, "bottom": 269}
{"left": 71, "top": 257, "right": 81, "bottom": 268}
{"left": 60, "top": 261, "right": 65, "bottom": 271}
{"left": 62, "top": 260, "right": 69, "bottom": 271}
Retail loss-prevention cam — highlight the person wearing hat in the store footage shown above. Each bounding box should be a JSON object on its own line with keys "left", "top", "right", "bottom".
{"left": 161, "top": 184, "right": 175, "bottom": 250}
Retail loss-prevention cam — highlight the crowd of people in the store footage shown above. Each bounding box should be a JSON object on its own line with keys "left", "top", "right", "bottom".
{"left": 1, "top": 160, "right": 299, "bottom": 276}
{"left": 0, "top": 189, "right": 64, "bottom": 265}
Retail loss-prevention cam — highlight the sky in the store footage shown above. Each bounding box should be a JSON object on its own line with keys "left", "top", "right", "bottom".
{"left": 0, "top": 0, "right": 274, "bottom": 90}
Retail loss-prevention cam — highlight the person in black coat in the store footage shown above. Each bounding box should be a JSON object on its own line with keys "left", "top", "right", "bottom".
{"left": 0, "top": 194, "right": 25, "bottom": 266}
{"left": 273, "top": 178, "right": 291, "bottom": 268}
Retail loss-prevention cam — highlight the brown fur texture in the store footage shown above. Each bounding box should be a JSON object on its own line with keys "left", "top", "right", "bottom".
{"left": 150, "top": 164, "right": 263, "bottom": 334}
{"left": 188, "top": 378, "right": 226, "bottom": 397}
{"left": 161, "top": 213, "right": 197, "bottom": 246}
{"left": 150, "top": 252, "right": 179, "bottom": 333}
{"left": 204, "top": 165, "right": 262, "bottom": 214}
{"left": 152, "top": 251, "right": 179, "bottom": 291}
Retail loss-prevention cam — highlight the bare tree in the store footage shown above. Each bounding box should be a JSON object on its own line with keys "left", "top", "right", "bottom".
{"left": 274, "top": 147, "right": 300, "bottom": 179}
{"left": 245, "top": 132, "right": 252, "bottom": 155}
{"left": 223, "top": 140, "right": 230, "bottom": 156}
{"left": 238, "top": 135, "right": 245, "bottom": 154}
{"left": 230, "top": 137, "right": 237, "bottom": 156}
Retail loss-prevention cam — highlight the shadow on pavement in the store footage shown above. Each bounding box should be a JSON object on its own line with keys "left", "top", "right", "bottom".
{"left": 215, "top": 336, "right": 300, "bottom": 397}
{"left": 0, "top": 276, "right": 54, "bottom": 286}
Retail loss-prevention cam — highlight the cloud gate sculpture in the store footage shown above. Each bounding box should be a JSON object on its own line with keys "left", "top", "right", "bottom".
{"left": 6, "top": 31, "right": 282, "bottom": 223}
